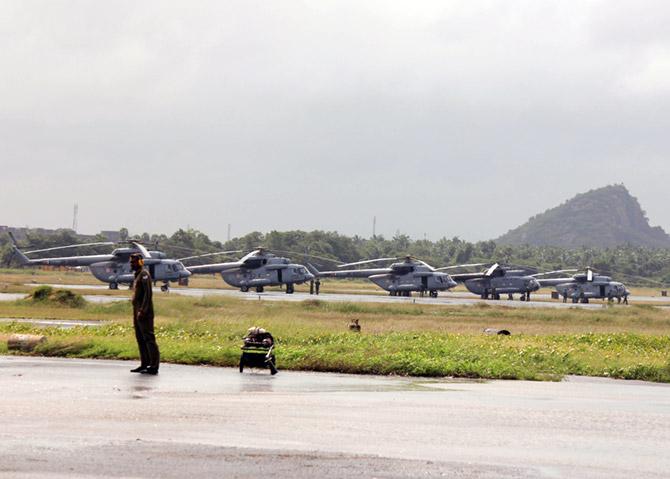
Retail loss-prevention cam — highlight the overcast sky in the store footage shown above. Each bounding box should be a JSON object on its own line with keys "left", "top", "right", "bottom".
{"left": 1, "top": 1, "right": 669, "bottom": 242}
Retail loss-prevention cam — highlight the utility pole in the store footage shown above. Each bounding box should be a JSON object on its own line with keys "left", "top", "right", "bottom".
{"left": 72, "top": 203, "right": 78, "bottom": 233}
{"left": 372, "top": 216, "right": 376, "bottom": 238}
{"left": 227, "top": 224, "right": 231, "bottom": 242}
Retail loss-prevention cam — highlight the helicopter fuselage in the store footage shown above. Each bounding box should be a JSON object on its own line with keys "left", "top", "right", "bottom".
{"left": 368, "top": 269, "right": 456, "bottom": 294}
{"left": 464, "top": 275, "right": 541, "bottom": 296}
{"left": 220, "top": 256, "right": 313, "bottom": 292}
{"left": 222, "top": 264, "right": 312, "bottom": 287}
{"left": 555, "top": 277, "right": 628, "bottom": 302}
{"left": 315, "top": 260, "right": 457, "bottom": 297}
{"left": 89, "top": 257, "right": 190, "bottom": 288}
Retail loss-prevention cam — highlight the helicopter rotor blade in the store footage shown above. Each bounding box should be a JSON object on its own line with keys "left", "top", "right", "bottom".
{"left": 484, "top": 263, "right": 501, "bottom": 276}
{"left": 435, "top": 263, "right": 490, "bottom": 271}
{"left": 23, "top": 242, "right": 115, "bottom": 255}
{"left": 177, "top": 250, "right": 243, "bottom": 262}
{"left": 531, "top": 269, "right": 580, "bottom": 277}
{"left": 337, "top": 257, "right": 398, "bottom": 268}
{"left": 130, "top": 241, "right": 151, "bottom": 259}
{"left": 413, "top": 258, "right": 432, "bottom": 268}
{"left": 268, "top": 249, "right": 344, "bottom": 265}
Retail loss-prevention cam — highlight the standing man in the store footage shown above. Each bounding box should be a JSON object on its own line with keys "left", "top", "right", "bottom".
{"left": 130, "top": 253, "right": 160, "bottom": 374}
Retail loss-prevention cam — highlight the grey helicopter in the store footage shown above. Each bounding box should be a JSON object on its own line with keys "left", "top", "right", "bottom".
{"left": 446, "top": 263, "right": 542, "bottom": 301}
{"left": 8, "top": 233, "right": 190, "bottom": 291}
{"left": 537, "top": 268, "right": 630, "bottom": 303}
{"left": 308, "top": 256, "right": 458, "bottom": 297}
{"left": 183, "top": 248, "right": 316, "bottom": 293}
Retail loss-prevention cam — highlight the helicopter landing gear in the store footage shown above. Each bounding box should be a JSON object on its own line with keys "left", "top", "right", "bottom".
{"left": 285, "top": 283, "right": 294, "bottom": 294}
{"left": 526, "top": 292, "right": 531, "bottom": 302}
{"left": 160, "top": 283, "right": 169, "bottom": 292}
{"left": 109, "top": 282, "right": 118, "bottom": 290}
{"left": 429, "top": 290, "right": 438, "bottom": 298}
{"left": 241, "top": 285, "right": 249, "bottom": 292}
{"left": 256, "top": 286, "right": 264, "bottom": 293}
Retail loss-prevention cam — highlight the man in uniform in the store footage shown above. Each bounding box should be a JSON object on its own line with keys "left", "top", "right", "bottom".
{"left": 130, "top": 253, "right": 160, "bottom": 374}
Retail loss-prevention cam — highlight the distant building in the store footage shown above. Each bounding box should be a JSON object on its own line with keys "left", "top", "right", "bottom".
{"left": 0, "top": 226, "right": 95, "bottom": 242}
{"left": 100, "top": 230, "right": 121, "bottom": 242}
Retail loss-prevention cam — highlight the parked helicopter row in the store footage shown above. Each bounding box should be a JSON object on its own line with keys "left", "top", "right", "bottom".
{"left": 7, "top": 233, "right": 630, "bottom": 303}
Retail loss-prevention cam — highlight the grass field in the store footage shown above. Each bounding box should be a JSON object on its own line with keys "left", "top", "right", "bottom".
{"left": 1, "top": 282, "right": 669, "bottom": 382}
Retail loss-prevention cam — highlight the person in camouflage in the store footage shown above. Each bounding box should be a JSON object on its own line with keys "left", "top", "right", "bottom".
{"left": 130, "top": 253, "right": 159, "bottom": 374}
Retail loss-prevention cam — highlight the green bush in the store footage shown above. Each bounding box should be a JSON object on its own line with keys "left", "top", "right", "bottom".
{"left": 31, "top": 285, "right": 53, "bottom": 301}
{"left": 28, "top": 286, "right": 86, "bottom": 308}
{"left": 53, "top": 289, "right": 86, "bottom": 308}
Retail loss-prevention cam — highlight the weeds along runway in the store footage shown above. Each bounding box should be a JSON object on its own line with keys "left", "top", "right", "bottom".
{"left": 1, "top": 356, "right": 669, "bottom": 479}
{"left": 18, "top": 283, "right": 660, "bottom": 309}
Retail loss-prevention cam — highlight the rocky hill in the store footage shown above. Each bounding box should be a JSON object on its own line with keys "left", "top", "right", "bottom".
{"left": 496, "top": 184, "right": 670, "bottom": 248}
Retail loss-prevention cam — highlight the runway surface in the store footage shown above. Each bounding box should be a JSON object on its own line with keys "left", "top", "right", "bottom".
{"left": 0, "top": 292, "right": 125, "bottom": 304}
{"left": 1, "top": 356, "right": 669, "bottom": 478}
{"left": 23, "top": 283, "right": 664, "bottom": 309}
{"left": 0, "top": 317, "right": 106, "bottom": 328}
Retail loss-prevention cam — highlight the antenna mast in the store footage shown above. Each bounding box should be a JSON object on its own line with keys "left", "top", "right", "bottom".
{"left": 72, "top": 203, "right": 78, "bottom": 232}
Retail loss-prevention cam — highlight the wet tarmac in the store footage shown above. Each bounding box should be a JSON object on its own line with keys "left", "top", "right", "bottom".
{"left": 0, "top": 317, "right": 106, "bottom": 328}
{"left": 1, "top": 356, "right": 669, "bottom": 478}
{"left": 26, "top": 283, "right": 663, "bottom": 310}
{"left": 0, "top": 293, "right": 27, "bottom": 301}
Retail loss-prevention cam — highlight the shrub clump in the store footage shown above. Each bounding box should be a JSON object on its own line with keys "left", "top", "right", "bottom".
{"left": 29, "top": 286, "right": 86, "bottom": 308}
{"left": 31, "top": 285, "right": 53, "bottom": 301}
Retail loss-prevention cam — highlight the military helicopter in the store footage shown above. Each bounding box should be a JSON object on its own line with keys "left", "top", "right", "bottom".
{"left": 8, "top": 233, "right": 190, "bottom": 291}
{"left": 309, "top": 256, "right": 458, "bottom": 297}
{"left": 536, "top": 268, "right": 630, "bottom": 303}
{"left": 445, "top": 263, "right": 542, "bottom": 301}
{"left": 183, "top": 248, "right": 316, "bottom": 294}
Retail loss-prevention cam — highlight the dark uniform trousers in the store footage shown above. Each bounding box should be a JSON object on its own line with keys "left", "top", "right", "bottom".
{"left": 132, "top": 269, "right": 160, "bottom": 369}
